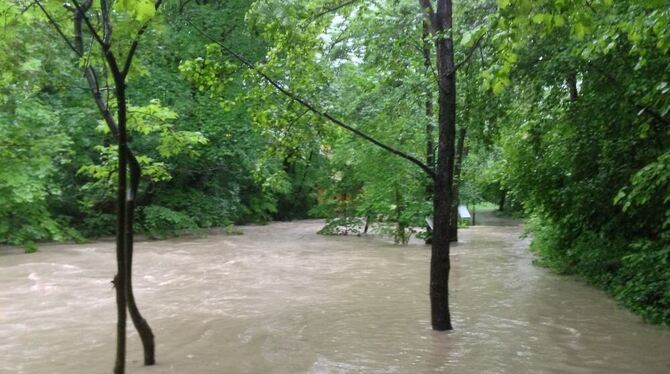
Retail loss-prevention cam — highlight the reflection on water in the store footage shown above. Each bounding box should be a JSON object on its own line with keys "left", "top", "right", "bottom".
{"left": 1, "top": 212, "right": 669, "bottom": 373}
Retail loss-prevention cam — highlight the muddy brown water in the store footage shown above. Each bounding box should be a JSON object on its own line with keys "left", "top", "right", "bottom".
{"left": 1, "top": 212, "right": 669, "bottom": 373}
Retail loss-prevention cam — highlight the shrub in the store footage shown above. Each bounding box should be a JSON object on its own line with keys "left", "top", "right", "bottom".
{"left": 140, "top": 205, "right": 197, "bottom": 239}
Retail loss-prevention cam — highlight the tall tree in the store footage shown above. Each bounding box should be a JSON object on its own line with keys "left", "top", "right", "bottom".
{"left": 419, "top": 0, "right": 457, "bottom": 331}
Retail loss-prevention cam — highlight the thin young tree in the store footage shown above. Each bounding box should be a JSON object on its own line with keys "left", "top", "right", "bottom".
{"left": 34, "top": 0, "right": 160, "bottom": 371}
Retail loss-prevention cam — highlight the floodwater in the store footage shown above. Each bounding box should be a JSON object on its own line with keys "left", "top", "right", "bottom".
{"left": 1, "top": 212, "right": 669, "bottom": 374}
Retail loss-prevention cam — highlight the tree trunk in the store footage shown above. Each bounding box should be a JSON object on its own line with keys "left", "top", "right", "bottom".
{"left": 449, "top": 127, "right": 466, "bottom": 242}
{"left": 113, "top": 82, "right": 129, "bottom": 374}
{"left": 567, "top": 72, "right": 578, "bottom": 102}
{"left": 108, "top": 58, "right": 155, "bottom": 373}
{"left": 423, "top": 20, "right": 435, "bottom": 245}
{"left": 394, "top": 186, "right": 407, "bottom": 244}
{"left": 498, "top": 190, "right": 506, "bottom": 211}
{"left": 471, "top": 202, "right": 476, "bottom": 226}
{"left": 126, "top": 155, "right": 155, "bottom": 365}
{"left": 363, "top": 214, "right": 371, "bottom": 234}
{"left": 427, "top": 0, "right": 457, "bottom": 331}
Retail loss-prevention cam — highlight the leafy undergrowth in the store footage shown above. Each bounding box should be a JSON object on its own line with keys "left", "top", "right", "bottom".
{"left": 530, "top": 219, "right": 670, "bottom": 326}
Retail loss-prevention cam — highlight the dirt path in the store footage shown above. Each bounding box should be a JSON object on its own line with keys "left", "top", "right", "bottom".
{"left": 1, "top": 211, "right": 669, "bottom": 373}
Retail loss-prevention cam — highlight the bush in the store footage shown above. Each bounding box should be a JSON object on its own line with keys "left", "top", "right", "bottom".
{"left": 317, "top": 217, "right": 365, "bottom": 236}
{"left": 529, "top": 214, "right": 670, "bottom": 325}
{"left": 140, "top": 205, "right": 197, "bottom": 239}
{"left": 612, "top": 241, "right": 670, "bottom": 324}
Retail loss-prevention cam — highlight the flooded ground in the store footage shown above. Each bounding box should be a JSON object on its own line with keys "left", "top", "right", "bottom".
{"left": 1, "top": 211, "right": 669, "bottom": 373}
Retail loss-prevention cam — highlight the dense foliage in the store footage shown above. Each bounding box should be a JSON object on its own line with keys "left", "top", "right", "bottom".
{"left": 0, "top": 0, "right": 324, "bottom": 247}
{"left": 1, "top": 0, "right": 668, "bottom": 324}
{"left": 492, "top": 0, "right": 670, "bottom": 324}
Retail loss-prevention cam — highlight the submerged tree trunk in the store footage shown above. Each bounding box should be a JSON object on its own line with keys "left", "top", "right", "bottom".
{"left": 126, "top": 156, "right": 155, "bottom": 366}
{"left": 471, "top": 202, "right": 476, "bottom": 226}
{"left": 394, "top": 186, "right": 408, "bottom": 244}
{"left": 422, "top": 0, "right": 457, "bottom": 331}
{"left": 96, "top": 5, "right": 158, "bottom": 370}
{"left": 363, "top": 214, "right": 371, "bottom": 234}
{"left": 113, "top": 77, "right": 129, "bottom": 374}
{"left": 111, "top": 69, "right": 156, "bottom": 373}
{"left": 449, "top": 127, "right": 466, "bottom": 242}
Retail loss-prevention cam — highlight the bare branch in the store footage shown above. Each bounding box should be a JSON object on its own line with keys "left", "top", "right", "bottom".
{"left": 310, "top": 0, "right": 361, "bottom": 20}
{"left": 84, "top": 67, "right": 119, "bottom": 136}
{"left": 71, "top": 0, "right": 106, "bottom": 51}
{"left": 33, "top": 0, "right": 79, "bottom": 56}
{"left": 452, "top": 32, "right": 486, "bottom": 73}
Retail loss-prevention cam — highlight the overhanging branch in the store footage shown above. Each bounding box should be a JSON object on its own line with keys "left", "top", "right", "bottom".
{"left": 453, "top": 32, "right": 485, "bottom": 73}
{"left": 310, "top": 0, "right": 362, "bottom": 20}
{"left": 186, "top": 20, "right": 436, "bottom": 179}
{"left": 34, "top": 0, "right": 79, "bottom": 56}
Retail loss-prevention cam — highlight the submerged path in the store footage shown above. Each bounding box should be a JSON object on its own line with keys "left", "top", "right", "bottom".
{"left": 1, "top": 211, "right": 669, "bottom": 373}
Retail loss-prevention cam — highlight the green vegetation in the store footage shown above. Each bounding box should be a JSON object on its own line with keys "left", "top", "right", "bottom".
{"left": 1, "top": 1, "right": 311, "bottom": 247}
{"left": 494, "top": 0, "right": 670, "bottom": 325}
{"left": 1, "top": 0, "right": 669, "bottom": 350}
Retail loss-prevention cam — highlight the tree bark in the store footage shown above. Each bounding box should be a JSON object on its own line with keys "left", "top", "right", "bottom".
{"left": 567, "top": 72, "right": 578, "bottom": 102}
{"left": 41, "top": 1, "right": 159, "bottom": 371}
{"left": 394, "top": 186, "right": 407, "bottom": 244}
{"left": 422, "top": 0, "right": 457, "bottom": 331}
{"left": 423, "top": 20, "right": 435, "bottom": 245}
{"left": 363, "top": 214, "right": 371, "bottom": 234}
{"left": 71, "top": 3, "right": 127, "bottom": 372}
{"left": 449, "top": 126, "right": 466, "bottom": 242}
{"left": 126, "top": 156, "right": 155, "bottom": 366}
{"left": 113, "top": 70, "right": 129, "bottom": 374}
{"left": 96, "top": 3, "right": 158, "bottom": 368}
{"left": 471, "top": 202, "right": 476, "bottom": 226}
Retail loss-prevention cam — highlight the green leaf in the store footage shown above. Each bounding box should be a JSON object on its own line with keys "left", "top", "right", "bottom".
{"left": 553, "top": 15, "right": 566, "bottom": 27}
{"left": 134, "top": 0, "right": 156, "bottom": 21}
{"left": 116, "top": 0, "right": 156, "bottom": 21}
{"left": 573, "top": 23, "right": 587, "bottom": 40}
{"left": 497, "top": 0, "right": 511, "bottom": 9}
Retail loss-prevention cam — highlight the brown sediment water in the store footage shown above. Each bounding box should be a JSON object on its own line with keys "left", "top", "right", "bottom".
{"left": 1, "top": 211, "right": 669, "bottom": 373}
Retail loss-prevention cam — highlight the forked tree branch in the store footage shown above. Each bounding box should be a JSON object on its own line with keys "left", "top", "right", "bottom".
{"left": 123, "top": 0, "right": 164, "bottom": 78}
{"left": 453, "top": 32, "right": 485, "bottom": 73}
{"left": 310, "top": 0, "right": 362, "bottom": 20}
